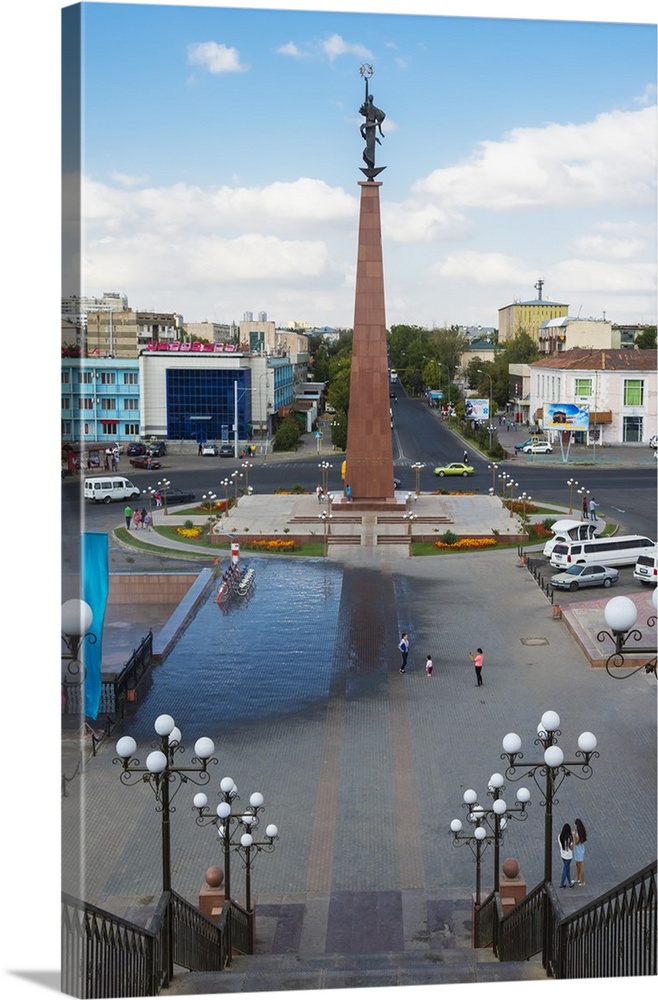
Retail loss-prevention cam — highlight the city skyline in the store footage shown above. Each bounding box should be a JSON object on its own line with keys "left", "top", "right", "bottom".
{"left": 63, "top": 2, "right": 656, "bottom": 332}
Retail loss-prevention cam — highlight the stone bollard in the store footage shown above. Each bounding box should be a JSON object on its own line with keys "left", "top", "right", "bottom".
{"left": 499, "top": 857, "right": 527, "bottom": 914}
{"left": 198, "top": 866, "right": 225, "bottom": 923}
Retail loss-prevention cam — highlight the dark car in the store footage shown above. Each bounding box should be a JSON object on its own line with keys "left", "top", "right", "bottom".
{"left": 129, "top": 455, "right": 162, "bottom": 470}
{"left": 219, "top": 444, "right": 236, "bottom": 458}
{"left": 163, "top": 486, "right": 196, "bottom": 505}
{"left": 146, "top": 441, "right": 167, "bottom": 457}
{"left": 127, "top": 442, "right": 146, "bottom": 456}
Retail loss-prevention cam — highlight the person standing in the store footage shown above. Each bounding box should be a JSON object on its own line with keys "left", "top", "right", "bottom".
{"left": 316, "top": 484, "right": 324, "bottom": 504}
{"left": 469, "top": 648, "right": 484, "bottom": 686}
{"left": 573, "top": 818, "right": 587, "bottom": 885}
{"left": 463, "top": 450, "right": 469, "bottom": 464}
{"left": 425, "top": 654, "right": 433, "bottom": 678}
{"left": 589, "top": 497, "right": 600, "bottom": 521}
{"left": 558, "top": 823, "right": 575, "bottom": 887}
{"left": 346, "top": 484, "right": 352, "bottom": 502}
{"left": 143, "top": 510, "right": 152, "bottom": 531}
{"left": 582, "top": 495, "right": 589, "bottom": 519}
{"left": 132, "top": 509, "right": 141, "bottom": 530}
{"left": 155, "top": 490, "right": 162, "bottom": 508}
{"left": 140, "top": 507, "right": 147, "bottom": 529}
{"left": 398, "top": 632, "right": 409, "bottom": 674}
{"left": 124, "top": 505, "right": 133, "bottom": 530}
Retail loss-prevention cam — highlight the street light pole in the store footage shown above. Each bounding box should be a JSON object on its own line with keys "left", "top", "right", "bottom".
{"left": 566, "top": 478, "right": 578, "bottom": 516}
{"left": 411, "top": 462, "right": 425, "bottom": 496}
{"left": 598, "top": 591, "right": 658, "bottom": 679}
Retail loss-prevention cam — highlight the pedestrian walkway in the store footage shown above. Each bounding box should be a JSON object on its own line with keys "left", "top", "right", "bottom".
{"left": 62, "top": 534, "right": 656, "bottom": 995}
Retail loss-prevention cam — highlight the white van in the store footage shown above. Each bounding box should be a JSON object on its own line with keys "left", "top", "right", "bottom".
{"left": 542, "top": 519, "right": 600, "bottom": 557}
{"left": 633, "top": 546, "right": 658, "bottom": 586}
{"left": 84, "top": 476, "right": 141, "bottom": 504}
{"left": 550, "top": 535, "right": 655, "bottom": 569}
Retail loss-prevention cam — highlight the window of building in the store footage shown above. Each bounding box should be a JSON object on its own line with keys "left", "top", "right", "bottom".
{"left": 83, "top": 422, "right": 93, "bottom": 435}
{"left": 100, "top": 372, "right": 116, "bottom": 385}
{"left": 62, "top": 371, "right": 70, "bottom": 384}
{"left": 123, "top": 398, "right": 138, "bottom": 410}
{"left": 61, "top": 421, "right": 72, "bottom": 435}
{"left": 124, "top": 423, "right": 140, "bottom": 436}
{"left": 78, "top": 371, "right": 93, "bottom": 384}
{"left": 623, "top": 379, "right": 644, "bottom": 406}
{"left": 78, "top": 398, "right": 93, "bottom": 410}
{"left": 623, "top": 416, "right": 643, "bottom": 442}
{"left": 100, "top": 398, "right": 116, "bottom": 411}
{"left": 574, "top": 378, "right": 592, "bottom": 396}
{"left": 100, "top": 421, "right": 119, "bottom": 435}
{"left": 62, "top": 396, "right": 71, "bottom": 409}
{"left": 123, "top": 372, "right": 138, "bottom": 384}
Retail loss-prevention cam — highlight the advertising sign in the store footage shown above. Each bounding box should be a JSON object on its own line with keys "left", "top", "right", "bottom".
{"left": 464, "top": 397, "right": 489, "bottom": 420}
{"left": 544, "top": 402, "right": 590, "bottom": 430}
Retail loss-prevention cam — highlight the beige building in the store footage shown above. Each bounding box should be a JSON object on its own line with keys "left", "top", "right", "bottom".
{"left": 538, "top": 317, "right": 617, "bottom": 354}
{"left": 499, "top": 292, "right": 568, "bottom": 344}
{"left": 86, "top": 310, "right": 181, "bottom": 358}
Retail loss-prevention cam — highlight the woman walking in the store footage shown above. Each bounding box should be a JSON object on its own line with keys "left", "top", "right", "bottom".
{"left": 558, "top": 823, "right": 575, "bottom": 888}
{"left": 573, "top": 818, "right": 587, "bottom": 885}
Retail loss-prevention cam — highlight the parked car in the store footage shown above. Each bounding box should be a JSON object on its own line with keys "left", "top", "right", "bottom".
{"left": 550, "top": 564, "right": 619, "bottom": 591}
{"left": 522, "top": 442, "right": 553, "bottom": 454}
{"left": 162, "top": 486, "right": 196, "bottom": 505}
{"left": 514, "top": 437, "right": 545, "bottom": 452}
{"left": 649, "top": 435, "right": 658, "bottom": 450}
{"left": 633, "top": 547, "right": 657, "bottom": 585}
{"left": 434, "top": 462, "right": 474, "bottom": 477}
{"left": 127, "top": 442, "right": 146, "bottom": 456}
{"left": 201, "top": 443, "right": 219, "bottom": 456}
{"left": 393, "top": 478, "right": 401, "bottom": 489}
{"left": 219, "top": 444, "right": 236, "bottom": 458}
{"left": 146, "top": 441, "right": 167, "bottom": 457}
{"left": 129, "top": 455, "right": 162, "bottom": 470}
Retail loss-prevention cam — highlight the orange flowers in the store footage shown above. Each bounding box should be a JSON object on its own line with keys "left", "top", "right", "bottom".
{"left": 434, "top": 537, "right": 498, "bottom": 550}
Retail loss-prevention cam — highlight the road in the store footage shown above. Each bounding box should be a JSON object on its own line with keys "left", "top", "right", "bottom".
{"left": 62, "top": 387, "right": 657, "bottom": 557}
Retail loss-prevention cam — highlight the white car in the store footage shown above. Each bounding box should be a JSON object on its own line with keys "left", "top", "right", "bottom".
{"left": 201, "top": 443, "right": 219, "bottom": 456}
{"left": 522, "top": 441, "right": 553, "bottom": 454}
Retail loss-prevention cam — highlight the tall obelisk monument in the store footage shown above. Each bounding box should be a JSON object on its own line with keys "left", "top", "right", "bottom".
{"left": 344, "top": 65, "right": 398, "bottom": 507}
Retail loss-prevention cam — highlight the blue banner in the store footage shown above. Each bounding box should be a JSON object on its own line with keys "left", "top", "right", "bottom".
{"left": 81, "top": 532, "right": 109, "bottom": 719}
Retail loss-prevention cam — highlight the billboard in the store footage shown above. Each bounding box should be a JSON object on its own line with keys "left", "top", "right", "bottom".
{"left": 464, "top": 397, "right": 489, "bottom": 420}
{"left": 544, "top": 402, "right": 590, "bottom": 430}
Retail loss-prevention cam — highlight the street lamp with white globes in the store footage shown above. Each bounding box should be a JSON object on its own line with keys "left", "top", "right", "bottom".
{"left": 61, "top": 599, "right": 96, "bottom": 715}
{"left": 598, "top": 590, "right": 657, "bottom": 679}
{"left": 193, "top": 777, "right": 279, "bottom": 950}
{"left": 114, "top": 714, "right": 217, "bottom": 895}
{"left": 450, "top": 779, "right": 530, "bottom": 905}
{"left": 500, "top": 710, "right": 598, "bottom": 886}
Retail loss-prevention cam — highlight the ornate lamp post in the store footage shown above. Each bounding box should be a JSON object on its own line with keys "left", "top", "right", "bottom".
{"left": 231, "top": 470, "right": 243, "bottom": 504}
{"left": 241, "top": 460, "right": 253, "bottom": 493}
{"left": 194, "top": 778, "right": 279, "bottom": 951}
{"left": 403, "top": 511, "right": 417, "bottom": 539}
{"left": 61, "top": 599, "right": 96, "bottom": 716}
{"left": 500, "top": 711, "right": 598, "bottom": 886}
{"left": 498, "top": 471, "right": 509, "bottom": 501}
{"left": 114, "top": 714, "right": 217, "bottom": 982}
{"left": 142, "top": 486, "right": 156, "bottom": 527}
{"left": 202, "top": 491, "right": 217, "bottom": 513}
{"left": 508, "top": 480, "right": 519, "bottom": 518}
{"left": 598, "top": 592, "right": 657, "bottom": 679}
{"left": 319, "top": 509, "right": 333, "bottom": 557}
{"left": 488, "top": 463, "right": 498, "bottom": 494}
{"left": 520, "top": 491, "right": 532, "bottom": 525}
{"left": 411, "top": 462, "right": 425, "bottom": 496}
{"left": 157, "top": 478, "right": 171, "bottom": 515}
{"left": 318, "top": 460, "right": 332, "bottom": 497}
{"left": 566, "top": 478, "right": 579, "bottom": 516}
{"left": 220, "top": 478, "right": 231, "bottom": 509}
{"left": 451, "top": 779, "right": 530, "bottom": 904}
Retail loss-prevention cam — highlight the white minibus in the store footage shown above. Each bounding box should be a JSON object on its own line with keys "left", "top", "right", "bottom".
{"left": 550, "top": 535, "right": 655, "bottom": 569}
{"left": 84, "top": 476, "right": 141, "bottom": 503}
{"left": 542, "top": 519, "right": 600, "bottom": 557}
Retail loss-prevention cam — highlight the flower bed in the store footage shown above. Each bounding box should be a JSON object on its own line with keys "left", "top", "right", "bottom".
{"left": 434, "top": 537, "right": 498, "bottom": 551}
{"left": 176, "top": 525, "right": 203, "bottom": 539}
{"left": 235, "top": 537, "right": 300, "bottom": 552}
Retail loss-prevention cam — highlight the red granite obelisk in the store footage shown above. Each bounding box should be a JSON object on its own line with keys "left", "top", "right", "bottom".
{"left": 343, "top": 180, "right": 396, "bottom": 505}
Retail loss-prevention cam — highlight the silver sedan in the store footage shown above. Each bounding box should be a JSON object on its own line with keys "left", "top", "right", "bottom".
{"left": 550, "top": 564, "right": 619, "bottom": 592}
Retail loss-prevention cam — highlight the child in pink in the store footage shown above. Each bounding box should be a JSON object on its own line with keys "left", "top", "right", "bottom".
{"left": 425, "top": 655, "right": 433, "bottom": 678}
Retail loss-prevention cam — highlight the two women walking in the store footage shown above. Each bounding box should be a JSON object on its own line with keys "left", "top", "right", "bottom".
{"left": 559, "top": 818, "right": 588, "bottom": 887}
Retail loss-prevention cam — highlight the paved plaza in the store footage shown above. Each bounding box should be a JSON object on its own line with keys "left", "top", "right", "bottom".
{"left": 61, "top": 504, "right": 657, "bottom": 993}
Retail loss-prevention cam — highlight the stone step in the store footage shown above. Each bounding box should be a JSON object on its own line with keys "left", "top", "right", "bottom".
{"left": 161, "top": 950, "right": 545, "bottom": 994}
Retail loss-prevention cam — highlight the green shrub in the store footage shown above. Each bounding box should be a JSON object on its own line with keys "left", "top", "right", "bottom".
{"left": 441, "top": 529, "right": 458, "bottom": 546}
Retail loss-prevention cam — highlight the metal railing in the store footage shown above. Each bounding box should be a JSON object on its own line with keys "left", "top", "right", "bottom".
{"left": 494, "top": 862, "right": 656, "bottom": 978}
{"left": 61, "top": 888, "right": 244, "bottom": 998}
{"left": 63, "top": 632, "right": 153, "bottom": 718}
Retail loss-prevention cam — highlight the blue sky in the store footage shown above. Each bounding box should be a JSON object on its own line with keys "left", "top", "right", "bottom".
{"left": 58, "top": 1, "right": 657, "bottom": 331}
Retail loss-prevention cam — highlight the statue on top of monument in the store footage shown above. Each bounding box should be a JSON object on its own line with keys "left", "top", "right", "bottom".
{"left": 359, "top": 64, "right": 386, "bottom": 178}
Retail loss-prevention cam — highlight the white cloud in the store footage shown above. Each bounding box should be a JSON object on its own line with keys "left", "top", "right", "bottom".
{"left": 320, "top": 34, "right": 373, "bottom": 62}
{"left": 572, "top": 234, "right": 645, "bottom": 260}
{"left": 550, "top": 258, "right": 656, "bottom": 294}
{"left": 276, "top": 41, "right": 304, "bottom": 58}
{"left": 414, "top": 107, "right": 657, "bottom": 210}
{"left": 429, "top": 251, "right": 536, "bottom": 287}
{"left": 187, "top": 41, "right": 247, "bottom": 74}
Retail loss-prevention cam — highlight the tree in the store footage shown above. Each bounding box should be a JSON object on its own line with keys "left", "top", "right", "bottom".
{"left": 636, "top": 327, "right": 656, "bottom": 350}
